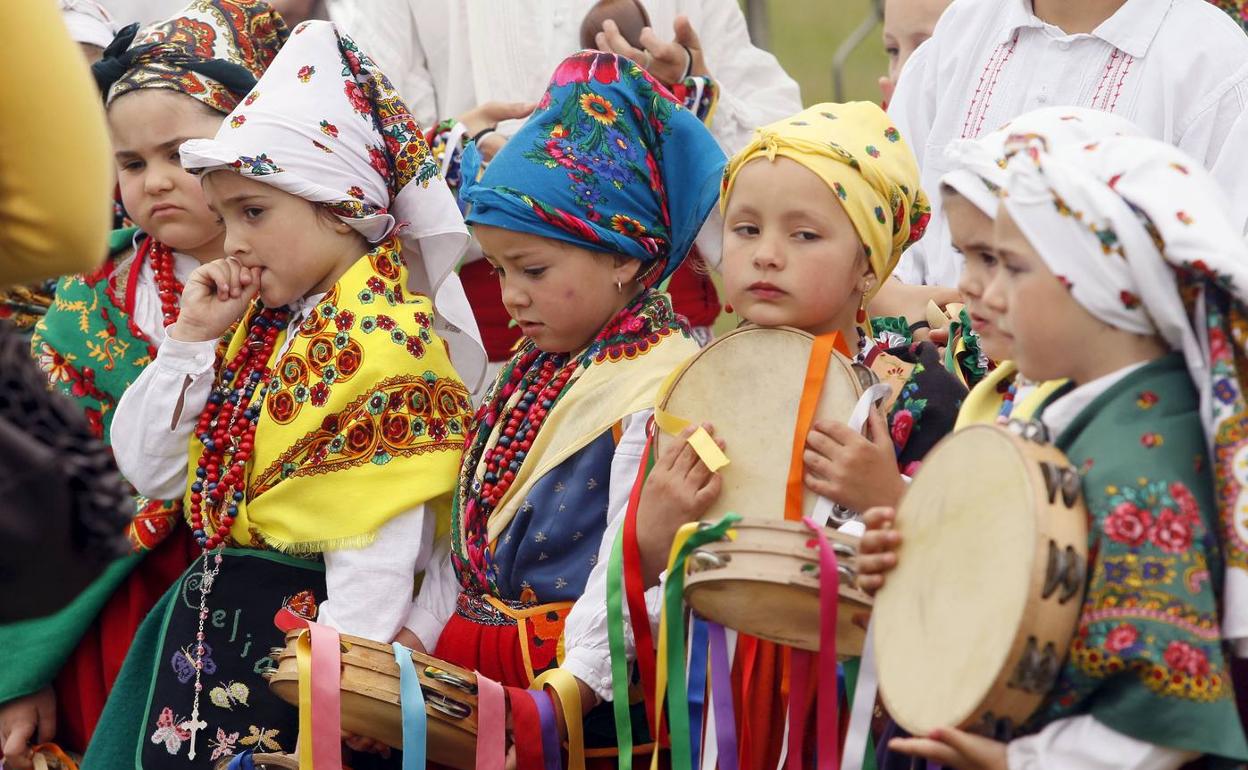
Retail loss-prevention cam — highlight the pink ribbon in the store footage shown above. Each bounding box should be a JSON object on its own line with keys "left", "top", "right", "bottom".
{"left": 802, "top": 516, "right": 841, "bottom": 769}
{"left": 476, "top": 672, "right": 507, "bottom": 770}
{"left": 309, "top": 622, "right": 343, "bottom": 769}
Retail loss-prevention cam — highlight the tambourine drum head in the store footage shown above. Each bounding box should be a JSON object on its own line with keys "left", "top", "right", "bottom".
{"left": 657, "top": 326, "right": 860, "bottom": 522}
{"left": 874, "top": 427, "right": 1038, "bottom": 734}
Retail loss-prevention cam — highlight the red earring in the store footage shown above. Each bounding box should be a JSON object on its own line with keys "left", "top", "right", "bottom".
{"left": 724, "top": 303, "right": 734, "bottom": 314}
{"left": 856, "top": 306, "right": 867, "bottom": 323}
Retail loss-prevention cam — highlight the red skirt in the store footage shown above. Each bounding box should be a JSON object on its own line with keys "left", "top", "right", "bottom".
{"left": 433, "top": 593, "right": 662, "bottom": 769}
{"left": 52, "top": 526, "right": 199, "bottom": 752}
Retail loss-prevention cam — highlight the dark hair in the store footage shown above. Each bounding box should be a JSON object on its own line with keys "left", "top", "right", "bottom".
{"left": 579, "top": 0, "right": 651, "bottom": 49}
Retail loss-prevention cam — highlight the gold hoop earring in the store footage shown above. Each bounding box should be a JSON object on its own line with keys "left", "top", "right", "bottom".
{"left": 616, "top": 280, "right": 623, "bottom": 294}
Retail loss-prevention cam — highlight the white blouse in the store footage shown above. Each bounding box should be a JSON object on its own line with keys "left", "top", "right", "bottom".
{"left": 110, "top": 296, "right": 436, "bottom": 643}
{"left": 407, "top": 409, "right": 661, "bottom": 703}
{"left": 128, "top": 243, "right": 199, "bottom": 348}
{"left": 889, "top": 0, "right": 1248, "bottom": 288}
{"left": 323, "top": 0, "right": 802, "bottom": 154}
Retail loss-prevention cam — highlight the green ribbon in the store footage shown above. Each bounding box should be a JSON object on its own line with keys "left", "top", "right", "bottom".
{"left": 664, "top": 513, "right": 740, "bottom": 770}
{"left": 608, "top": 521, "right": 634, "bottom": 769}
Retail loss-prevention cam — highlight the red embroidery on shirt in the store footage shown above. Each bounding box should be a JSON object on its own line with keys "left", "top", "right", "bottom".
{"left": 1092, "top": 49, "right": 1135, "bottom": 113}
{"left": 960, "top": 32, "right": 1019, "bottom": 139}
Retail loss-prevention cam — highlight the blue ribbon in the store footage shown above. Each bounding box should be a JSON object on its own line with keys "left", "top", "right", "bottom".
{"left": 687, "top": 616, "right": 710, "bottom": 769}
{"left": 227, "top": 750, "right": 256, "bottom": 770}
{"left": 393, "top": 642, "right": 428, "bottom": 770}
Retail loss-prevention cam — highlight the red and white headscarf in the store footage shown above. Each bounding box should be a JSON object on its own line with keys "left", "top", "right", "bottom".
{"left": 179, "top": 20, "right": 486, "bottom": 389}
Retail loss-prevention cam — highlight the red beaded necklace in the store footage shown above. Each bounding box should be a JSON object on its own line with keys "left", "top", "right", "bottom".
{"left": 147, "top": 240, "right": 185, "bottom": 328}
{"left": 187, "top": 306, "right": 290, "bottom": 551}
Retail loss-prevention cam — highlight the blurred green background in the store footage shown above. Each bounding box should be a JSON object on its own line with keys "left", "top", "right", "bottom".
{"left": 751, "top": 0, "right": 886, "bottom": 105}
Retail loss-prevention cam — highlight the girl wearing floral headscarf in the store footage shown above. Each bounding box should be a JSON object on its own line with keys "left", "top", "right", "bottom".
{"left": 83, "top": 20, "right": 479, "bottom": 768}
{"left": 398, "top": 49, "right": 724, "bottom": 768}
{"left": 862, "top": 134, "right": 1248, "bottom": 768}
{"left": 0, "top": 2, "right": 285, "bottom": 764}
{"left": 942, "top": 106, "right": 1142, "bottom": 430}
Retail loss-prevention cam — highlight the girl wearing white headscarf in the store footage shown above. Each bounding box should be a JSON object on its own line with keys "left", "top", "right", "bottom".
{"left": 971, "top": 133, "right": 1248, "bottom": 768}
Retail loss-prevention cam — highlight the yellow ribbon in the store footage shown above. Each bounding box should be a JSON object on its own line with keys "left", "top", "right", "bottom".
{"left": 653, "top": 362, "right": 730, "bottom": 473}
{"left": 533, "top": 668, "right": 586, "bottom": 770}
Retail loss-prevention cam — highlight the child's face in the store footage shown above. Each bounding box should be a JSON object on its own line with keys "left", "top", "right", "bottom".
{"left": 473, "top": 224, "right": 642, "bottom": 354}
{"left": 202, "top": 172, "right": 368, "bottom": 308}
{"left": 722, "top": 157, "right": 871, "bottom": 337}
{"left": 944, "top": 190, "right": 1011, "bottom": 362}
{"left": 110, "top": 90, "right": 225, "bottom": 261}
{"left": 988, "top": 207, "right": 1106, "bottom": 382}
{"left": 880, "top": 0, "right": 952, "bottom": 103}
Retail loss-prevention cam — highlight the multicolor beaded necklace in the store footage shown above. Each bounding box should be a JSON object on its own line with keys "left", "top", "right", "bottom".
{"left": 183, "top": 303, "right": 290, "bottom": 758}
{"left": 452, "top": 291, "right": 682, "bottom": 595}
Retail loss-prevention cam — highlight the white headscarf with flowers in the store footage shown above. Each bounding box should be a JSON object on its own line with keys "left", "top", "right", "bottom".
{"left": 941, "top": 106, "right": 1144, "bottom": 218}
{"left": 179, "top": 20, "right": 486, "bottom": 390}
{"left": 1000, "top": 132, "right": 1248, "bottom": 654}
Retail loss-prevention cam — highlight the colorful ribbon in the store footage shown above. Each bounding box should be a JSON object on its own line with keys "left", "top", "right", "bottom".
{"left": 508, "top": 687, "right": 548, "bottom": 770}
{"left": 393, "top": 642, "right": 428, "bottom": 770}
{"left": 532, "top": 667, "right": 586, "bottom": 770}
{"left": 295, "top": 622, "right": 343, "bottom": 770}
{"left": 803, "top": 515, "right": 841, "bottom": 770}
{"left": 608, "top": 514, "right": 637, "bottom": 768}
{"left": 531, "top": 688, "right": 562, "bottom": 770}
{"left": 226, "top": 749, "right": 257, "bottom": 770}
{"left": 623, "top": 434, "right": 662, "bottom": 740}
{"left": 706, "top": 622, "right": 739, "bottom": 770}
{"left": 654, "top": 514, "right": 740, "bottom": 770}
{"left": 476, "top": 672, "right": 507, "bottom": 770}
{"left": 688, "top": 617, "right": 710, "bottom": 770}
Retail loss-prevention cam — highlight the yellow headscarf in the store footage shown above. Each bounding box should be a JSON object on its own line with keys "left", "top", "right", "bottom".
{"left": 720, "top": 102, "right": 930, "bottom": 298}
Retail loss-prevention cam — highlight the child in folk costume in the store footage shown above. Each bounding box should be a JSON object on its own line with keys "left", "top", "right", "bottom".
{"left": 402, "top": 50, "right": 724, "bottom": 765}
{"left": 0, "top": 3, "right": 286, "bottom": 764}
{"left": 860, "top": 133, "right": 1248, "bottom": 768}
{"left": 634, "top": 102, "right": 966, "bottom": 769}
{"left": 888, "top": 0, "right": 1248, "bottom": 291}
{"left": 84, "top": 20, "right": 481, "bottom": 768}
{"left": 943, "top": 106, "right": 1142, "bottom": 430}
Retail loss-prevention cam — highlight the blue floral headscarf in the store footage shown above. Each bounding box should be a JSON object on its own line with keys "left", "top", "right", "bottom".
{"left": 459, "top": 51, "right": 725, "bottom": 286}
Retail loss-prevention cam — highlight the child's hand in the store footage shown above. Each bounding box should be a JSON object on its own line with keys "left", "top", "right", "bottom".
{"left": 392, "top": 626, "right": 427, "bottom": 654}
{"left": 803, "top": 408, "right": 906, "bottom": 514}
{"left": 597, "top": 16, "right": 710, "bottom": 86}
{"left": 636, "top": 424, "right": 725, "bottom": 587}
{"left": 342, "top": 731, "right": 391, "bottom": 758}
{"left": 856, "top": 506, "right": 901, "bottom": 596}
{"left": 169, "top": 258, "right": 260, "bottom": 343}
{"left": 458, "top": 101, "right": 538, "bottom": 161}
{"left": 0, "top": 688, "right": 55, "bottom": 770}
{"left": 888, "top": 727, "right": 1008, "bottom": 770}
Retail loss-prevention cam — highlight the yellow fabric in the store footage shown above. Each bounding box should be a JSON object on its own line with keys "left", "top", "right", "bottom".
{"left": 653, "top": 357, "right": 732, "bottom": 473}
{"left": 720, "top": 102, "right": 929, "bottom": 299}
{"left": 185, "top": 240, "right": 474, "bottom": 552}
{"left": 482, "top": 328, "right": 699, "bottom": 544}
{"left": 533, "top": 667, "right": 586, "bottom": 770}
{"left": 1, "top": 1, "right": 112, "bottom": 286}
{"left": 954, "top": 360, "right": 1068, "bottom": 430}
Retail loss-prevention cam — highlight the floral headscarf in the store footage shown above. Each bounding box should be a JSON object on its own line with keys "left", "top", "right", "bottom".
{"left": 459, "top": 50, "right": 726, "bottom": 287}
{"left": 941, "top": 106, "right": 1143, "bottom": 218}
{"left": 94, "top": 0, "right": 287, "bottom": 114}
{"left": 179, "top": 20, "right": 485, "bottom": 388}
{"left": 1000, "top": 133, "right": 1248, "bottom": 653}
{"left": 720, "top": 102, "right": 929, "bottom": 299}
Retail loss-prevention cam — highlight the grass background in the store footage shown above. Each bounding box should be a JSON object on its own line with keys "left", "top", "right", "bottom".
{"left": 750, "top": 0, "right": 886, "bottom": 105}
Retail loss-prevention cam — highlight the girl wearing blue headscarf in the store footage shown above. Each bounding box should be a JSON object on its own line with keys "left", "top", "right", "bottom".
{"left": 401, "top": 50, "right": 724, "bottom": 767}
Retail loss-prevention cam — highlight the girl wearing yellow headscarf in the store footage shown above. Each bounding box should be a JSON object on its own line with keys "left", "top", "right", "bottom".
{"left": 719, "top": 102, "right": 965, "bottom": 493}
{"left": 634, "top": 103, "right": 968, "bottom": 770}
